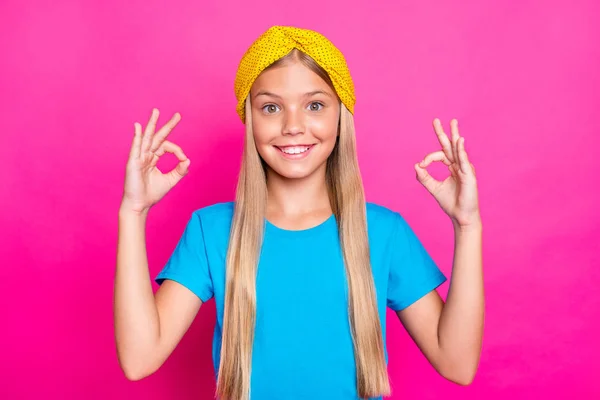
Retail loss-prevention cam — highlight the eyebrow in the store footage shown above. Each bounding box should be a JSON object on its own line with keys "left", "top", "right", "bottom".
{"left": 253, "top": 90, "right": 333, "bottom": 99}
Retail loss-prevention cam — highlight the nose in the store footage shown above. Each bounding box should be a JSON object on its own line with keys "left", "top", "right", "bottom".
{"left": 282, "top": 108, "right": 304, "bottom": 136}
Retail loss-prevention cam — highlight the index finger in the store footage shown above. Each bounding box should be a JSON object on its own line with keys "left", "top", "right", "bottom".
{"left": 150, "top": 112, "right": 182, "bottom": 152}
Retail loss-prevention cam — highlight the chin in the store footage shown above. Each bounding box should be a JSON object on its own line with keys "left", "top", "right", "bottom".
{"left": 269, "top": 164, "right": 321, "bottom": 180}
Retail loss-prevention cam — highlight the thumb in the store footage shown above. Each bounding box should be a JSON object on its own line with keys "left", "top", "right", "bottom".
{"left": 167, "top": 158, "right": 191, "bottom": 185}
{"left": 414, "top": 163, "right": 439, "bottom": 195}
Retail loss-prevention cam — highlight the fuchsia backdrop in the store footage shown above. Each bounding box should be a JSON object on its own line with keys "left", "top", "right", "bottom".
{"left": 1, "top": 0, "right": 598, "bottom": 398}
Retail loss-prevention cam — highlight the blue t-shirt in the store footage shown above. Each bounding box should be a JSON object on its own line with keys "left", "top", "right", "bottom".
{"left": 155, "top": 201, "right": 446, "bottom": 399}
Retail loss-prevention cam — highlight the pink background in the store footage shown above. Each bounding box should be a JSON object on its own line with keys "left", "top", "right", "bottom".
{"left": 1, "top": 0, "right": 598, "bottom": 399}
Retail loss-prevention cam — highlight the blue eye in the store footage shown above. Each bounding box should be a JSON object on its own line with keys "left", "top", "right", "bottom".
{"left": 262, "top": 104, "right": 280, "bottom": 114}
{"left": 308, "top": 102, "right": 324, "bottom": 111}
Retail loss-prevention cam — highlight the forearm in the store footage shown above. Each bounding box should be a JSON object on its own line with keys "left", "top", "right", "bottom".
{"left": 437, "top": 219, "right": 484, "bottom": 383}
{"left": 114, "top": 207, "right": 160, "bottom": 379}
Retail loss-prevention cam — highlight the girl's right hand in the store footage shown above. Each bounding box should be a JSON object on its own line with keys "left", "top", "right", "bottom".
{"left": 121, "top": 108, "right": 190, "bottom": 215}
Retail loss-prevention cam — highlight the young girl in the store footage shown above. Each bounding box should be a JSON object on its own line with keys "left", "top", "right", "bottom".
{"left": 114, "top": 26, "right": 484, "bottom": 400}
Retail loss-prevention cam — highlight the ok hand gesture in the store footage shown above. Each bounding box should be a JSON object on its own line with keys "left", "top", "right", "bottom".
{"left": 121, "top": 108, "right": 190, "bottom": 215}
{"left": 415, "top": 118, "right": 481, "bottom": 228}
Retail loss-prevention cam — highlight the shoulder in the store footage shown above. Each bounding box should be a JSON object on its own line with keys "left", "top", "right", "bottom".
{"left": 365, "top": 202, "right": 419, "bottom": 243}
{"left": 193, "top": 201, "right": 234, "bottom": 221}
{"left": 189, "top": 201, "right": 235, "bottom": 236}
{"left": 366, "top": 202, "right": 402, "bottom": 231}
{"left": 366, "top": 202, "right": 398, "bottom": 218}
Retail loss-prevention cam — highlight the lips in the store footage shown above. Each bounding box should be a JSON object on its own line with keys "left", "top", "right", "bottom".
{"left": 273, "top": 144, "right": 316, "bottom": 159}
{"left": 275, "top": 145, "right": 314, "bottom": 155}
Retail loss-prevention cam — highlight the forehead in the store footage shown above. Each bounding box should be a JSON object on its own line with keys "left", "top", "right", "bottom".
{"left": 251, "top": 61, "right": 333, "bottom": 95}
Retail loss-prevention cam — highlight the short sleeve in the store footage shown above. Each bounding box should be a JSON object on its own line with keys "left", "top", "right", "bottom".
{"left": 387, "top": 213, "right": 447, "bottom": 311}
{"left": 155, "top": 211, "right": 214, "bottom": 302}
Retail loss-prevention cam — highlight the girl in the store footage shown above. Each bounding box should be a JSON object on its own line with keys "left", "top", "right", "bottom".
{"left": 114, "top": 26, "right": 484, "bottom": 400}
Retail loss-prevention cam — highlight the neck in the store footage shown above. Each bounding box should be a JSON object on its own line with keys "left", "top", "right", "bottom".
{"left": 266, "top": 166, "right": 331, "bottom": 217}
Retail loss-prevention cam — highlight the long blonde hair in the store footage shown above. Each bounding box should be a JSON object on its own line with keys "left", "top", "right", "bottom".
{"left": 216, "top": 49, "right": 390, "bottom": 400}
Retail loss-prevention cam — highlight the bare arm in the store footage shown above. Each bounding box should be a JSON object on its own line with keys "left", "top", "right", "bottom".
{"left": 396, "top": 221, "right": 484, "bottom": 385}
{"left": 114, "top": 209, "right": 202, "bottom": 380}
{"left": 114, "top": 108, "right": 199, "bottom": 380}
{"left": 401, "top": 118, "right": 484, "bottom": 385}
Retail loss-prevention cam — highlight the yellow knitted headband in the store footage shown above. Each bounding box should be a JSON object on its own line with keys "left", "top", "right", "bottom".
{"left": 234, "top": 25, "right": 356, "bottom": 123}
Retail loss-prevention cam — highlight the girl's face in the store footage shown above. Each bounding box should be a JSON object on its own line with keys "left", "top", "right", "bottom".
{"left": 249, "top": 60, "right": 341, "bottom": 180}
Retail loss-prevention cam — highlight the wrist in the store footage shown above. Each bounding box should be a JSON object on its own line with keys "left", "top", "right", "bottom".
{"left": 119, "top": 201, "right": 150, "bottom": 220}
{"left": 452, "top": 215, "right": 482, "bottom": 234}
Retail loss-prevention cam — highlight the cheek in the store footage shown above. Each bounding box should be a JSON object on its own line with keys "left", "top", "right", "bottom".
{"left": 254, "top": 133, "right": 273, "bottom": 161}
{"left": 309, "top": 117, "right": 339, "bottom": 143}
{"left": 252, "top": 119, "right": 279, "bottom": 145}
{"left": 252, "top": 126, "right": 280, "bottom": 163}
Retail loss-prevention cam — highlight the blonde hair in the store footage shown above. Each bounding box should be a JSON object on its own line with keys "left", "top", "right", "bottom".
{"left": 217, "top": 50, "right": 390, "bottom": 400}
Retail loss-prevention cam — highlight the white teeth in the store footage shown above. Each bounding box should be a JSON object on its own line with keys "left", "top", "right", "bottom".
{"left": 280, "top": 146, "right": 310, "bottom": 154}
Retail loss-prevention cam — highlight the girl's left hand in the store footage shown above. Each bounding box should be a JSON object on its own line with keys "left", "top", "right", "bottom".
{"left": 415, "top": 118, "right": 481, "bottom": 228}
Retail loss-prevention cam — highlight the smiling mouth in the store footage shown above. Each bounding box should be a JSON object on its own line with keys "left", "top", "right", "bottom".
{"left": 274, "top": 145, "right": 314, "bottom": 154}
{"left": 273, "top": 144, "right": 316, "bottom": 159}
